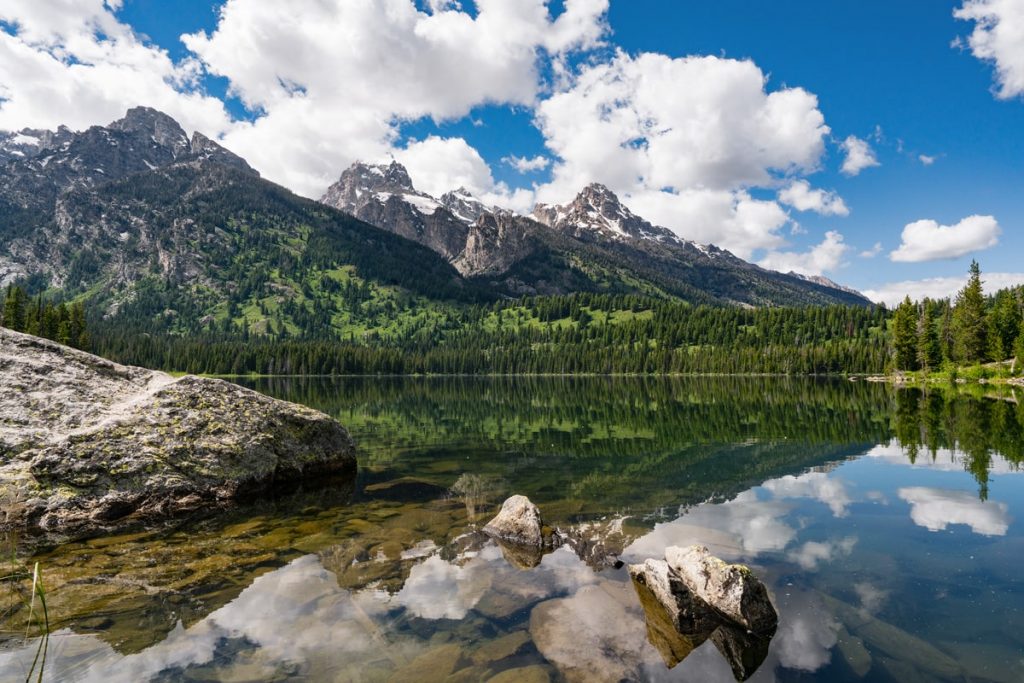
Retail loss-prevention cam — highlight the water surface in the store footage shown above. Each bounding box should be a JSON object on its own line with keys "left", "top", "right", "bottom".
{"left": 2, "top": 378, "right": 1022, "bottom": 682}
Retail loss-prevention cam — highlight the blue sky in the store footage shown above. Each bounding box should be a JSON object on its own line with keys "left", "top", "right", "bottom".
{"left": 1, "top": 0, "right": 1021, "bottom": 302}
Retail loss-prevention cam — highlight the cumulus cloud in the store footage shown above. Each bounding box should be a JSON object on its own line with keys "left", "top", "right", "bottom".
{"left": 863, "top": 272, "right": 1024, "bottom": 306}
{"left": 395, "top": 135, "right": 533, "bottom": 210}
{"left": 955, "top": 0, "right": 1024, "bottom": 99}
{"left": 0, "top": 0, "right": 609, "bottom": 199}
{"left": 890, "top": 215, "right": 1001, "bottom": 262}
{"left": 839, "top": 135, "right": 880, "bottom": 176}
{"left": 503, "top": 154, "right": 551, "bottom": 173}
{"left": 778, "top": 180, "right": 849, "bottom": 216}
{"left": 181, "top": 0, "right": 609, "bottom": 196}
{"left": 533, "top": 50, "right": 832, "bottom": 257}
{"left": 898, "top": 487, "right": 1010, "bottom": 536}
{"left": 758, "top": 230, "right": 851, "bottom": 276}
{"left": 0, "top": 0, "right": 232, "bottom": 135}
{"left": 918, "top": 154, "right": 937, "bottom": 166}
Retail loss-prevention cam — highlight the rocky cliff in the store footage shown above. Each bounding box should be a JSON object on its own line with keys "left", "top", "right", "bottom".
{"left": 0, "top": 327, "right": 357, "bottom": 534}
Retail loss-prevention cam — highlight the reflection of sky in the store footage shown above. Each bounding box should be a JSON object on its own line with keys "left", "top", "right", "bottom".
{"left": 2, "top": 443, "right": 1021, "bottom": 682}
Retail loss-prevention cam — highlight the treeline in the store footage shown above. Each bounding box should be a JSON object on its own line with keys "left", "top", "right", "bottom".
{"left": 890, "top": 261, "right": 1024, "bottom": 372}
{"left": 91, "top": 296, "right": 888, "bottom": 375}
{"left": 1, "top": 285, "right": 90, "bottom": 349}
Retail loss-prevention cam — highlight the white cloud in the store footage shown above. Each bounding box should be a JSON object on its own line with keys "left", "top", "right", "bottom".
{"left": 503, "top": 154, "right": 551, "bottom": 173}
{"left": 839, "top": 135, "right": 880, "bottom": 176}
{"left": 758, "top": 230, "right": 850, "bottom": 276}
{"left": 533, "top": 50, "right": 833, "bottom": 257}
{"left": 919, "top": 154, "right": 937, "bottom": 166}
{"left": 863, "top": 272, "right": 1024, "bottom": 306}
{"left": 0, "top": 0, "right": 610, "bottom": 200}
{"left": 0, "top": 0, "right": 232, "bottom": 135}
{"left": 898, "top": 486, "right": 1010, "bottom": 536}
{"left": 890, "top": 215, "right": 1001, "bottom": 262}
{"left": 778, "top": 180, "right": 849, "bottom": 216}
{"left": 627, "top": 188, "right": 790, "bottom": 259}
{"left": 181, "top": 0, "right": 608, "bottom": 197}
{"left": 395, "top": 135, "right": 533, "bottom": 210}
{"left": 860, "top": 242, "right": 883, "bottom": 258}
{"left": 955, "top": 0, "right": 1024, "bottom": 99}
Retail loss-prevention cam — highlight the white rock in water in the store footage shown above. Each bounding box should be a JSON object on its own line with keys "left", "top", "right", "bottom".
{"left": 483, "top": 495, "right": 548, "bottom": 546}
{"left": 666, "top": 545, "right": 778, "bottom": 634}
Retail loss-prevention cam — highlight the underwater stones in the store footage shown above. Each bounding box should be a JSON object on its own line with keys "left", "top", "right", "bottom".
{"left": 0, "top": 327, "right": 357, "bottom": 536}
{"left": 470, "top": 630, "right": 531, "bottom": 665}
{"left": 529, "top": 583, "right": 651, "bottom": 683}
{"left": 486, "top": 665, "right": 551, "bottom": 683}
{"left": 665, "top": 545, "right": 778, "bottom": 634}
{"left": 483, "top": 495, "right": 551, "bottom": 547}
{"left": 386, "top": 643, "right": 464, "bottom": 683}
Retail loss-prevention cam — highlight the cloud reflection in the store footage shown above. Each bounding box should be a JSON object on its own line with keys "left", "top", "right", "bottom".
{"left": 898, "top": 487, "right": 1011, "bottom": 536}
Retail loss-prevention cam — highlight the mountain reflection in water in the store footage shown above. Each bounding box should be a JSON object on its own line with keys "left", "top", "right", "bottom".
{"left": 0, "top": 378, "right": 1022, "bottom": 682}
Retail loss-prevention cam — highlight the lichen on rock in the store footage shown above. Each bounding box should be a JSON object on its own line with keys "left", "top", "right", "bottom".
{"left": 0, "top": 328, "right": 356, "bottom": 535}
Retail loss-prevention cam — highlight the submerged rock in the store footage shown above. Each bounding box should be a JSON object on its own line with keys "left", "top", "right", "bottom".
{"left": 0, "top": 328, "right": 356, "bottom": 534}
{"left": 666, "top": 545, "right": 778, "bottom": 634}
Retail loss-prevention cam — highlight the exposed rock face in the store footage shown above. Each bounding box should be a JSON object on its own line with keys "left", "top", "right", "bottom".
{"left": 319, "top": 161, "right": 473, "bottom": 264}
{"left": 0, "top": 328, "right": 356, "bottom": 534}
{"left": 665, "top": 545, "right": 778, "bottom": 634}
{"left": 320, "top": 161, "right": 871, "bottom": 306}
{"left": 0, "top": 106, "right": 257, "bottom": 290}
{"left": 533, "top": 183, "right": 681, "bottom": 243}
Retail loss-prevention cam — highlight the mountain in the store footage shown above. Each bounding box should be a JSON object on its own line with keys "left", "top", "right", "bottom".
{"left": 0, "top": 107, "right": 871, "bottom": 348}
{"left": 0, "top": 108, "right": 485, "bottom": 339}
{"left": 321, "top": 162, "right": 870, "bottom": 306}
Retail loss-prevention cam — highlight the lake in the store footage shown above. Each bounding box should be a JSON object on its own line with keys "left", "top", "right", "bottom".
{"left": 1, "top": 377, "right": 1022, "bottom": 682}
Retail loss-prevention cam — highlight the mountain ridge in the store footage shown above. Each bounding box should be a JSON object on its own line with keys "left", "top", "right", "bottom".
{"left": 0, "top": 107, "right": 871, "bottom": 345}
{"left": 320, "top": 160, "right": 869, "bottom": 306}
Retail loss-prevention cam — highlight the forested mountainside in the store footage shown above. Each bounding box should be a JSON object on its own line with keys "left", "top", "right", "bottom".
{"left": 321, "top": 161, "right": 871, "bottom": 307}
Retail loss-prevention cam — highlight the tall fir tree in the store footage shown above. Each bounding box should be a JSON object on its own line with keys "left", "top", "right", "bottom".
{"left": 893, "top": 296, "right": 919, "bottom": 371}
{"left": 917, "top": 300, "right": 941, "bottom": 372}
{"left": 952, "top": 261, "right": 988, "bottom": 363}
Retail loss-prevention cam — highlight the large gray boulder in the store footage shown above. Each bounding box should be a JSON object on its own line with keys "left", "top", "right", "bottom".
{"left": 665, "top": 545, "right": 778, "bottom": 634}
{"left": 0, "top": 328, "right": 356, "bottom": 534}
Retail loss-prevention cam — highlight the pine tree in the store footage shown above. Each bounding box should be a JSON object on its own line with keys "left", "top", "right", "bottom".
{"left": 988, "top": 289, "right": 1021, "bottom": 362}
{"left": 892, "top": 296, "right": 919, "bottom": 371}
{"left": 952, "top": 261, "right": 988, "bottom": 363}
{"left": 2, "top": 285, "right": 28, "bottom": 332}
{"left": 917, "top": 301, "right": 941, "bottom": 372}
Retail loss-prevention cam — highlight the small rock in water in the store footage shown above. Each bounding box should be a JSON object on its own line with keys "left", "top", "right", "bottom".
{"left": 666, "top": 545, "right": 778, "bottom": 634}
{"left": 483, "top": 495, "right": 556, "bottom": 548}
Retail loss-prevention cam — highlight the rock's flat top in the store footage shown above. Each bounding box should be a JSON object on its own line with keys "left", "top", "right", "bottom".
{"left": 0, "top": 328, "right": 356, "bottom": 534}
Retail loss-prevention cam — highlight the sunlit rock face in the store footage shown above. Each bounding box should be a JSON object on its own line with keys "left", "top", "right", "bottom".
{"left": 0, "top": 328, "right": 356, "bottom": 535}
{"left": 664, "top": 545, "right": 778, "bottom": 635}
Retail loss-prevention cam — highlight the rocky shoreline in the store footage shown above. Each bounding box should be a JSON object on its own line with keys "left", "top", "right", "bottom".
{"left": 0, "top": 328, "right": 357, "bottom": 536}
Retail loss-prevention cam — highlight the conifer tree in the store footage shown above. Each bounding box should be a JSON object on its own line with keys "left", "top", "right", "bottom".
{"left": 952, "top": 261, "right": 988, "bottom": 363}
{"left": 2, "top": 285, "right": 28, "bottom": 332}
{"left": 917, "top": 301, "right": 941, "bottom": 372}
{"left": 893, "top": 296, "right": 919, "bottom": 371}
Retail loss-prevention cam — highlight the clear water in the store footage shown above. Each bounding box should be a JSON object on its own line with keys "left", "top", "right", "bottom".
{"left": 1, "top": 377, "right": 1022, "bottom": 682}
